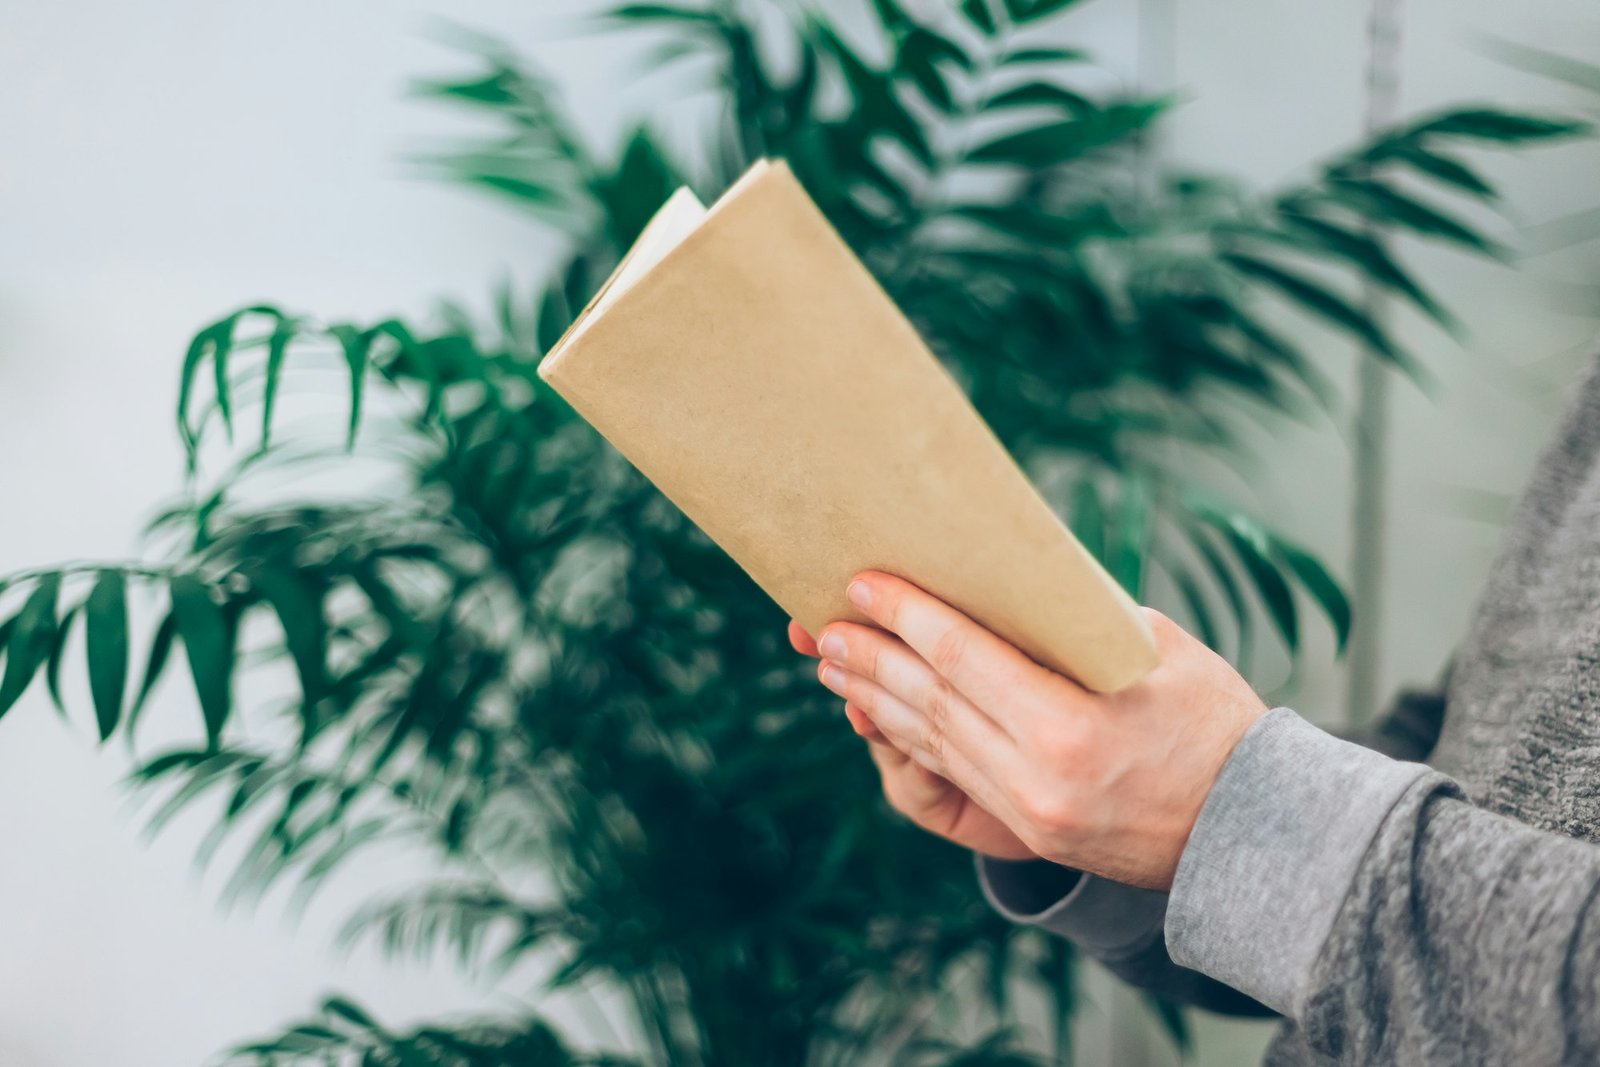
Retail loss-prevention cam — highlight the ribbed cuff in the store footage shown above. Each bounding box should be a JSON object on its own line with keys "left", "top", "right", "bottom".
{"left": 1165, "top": 707, "right": 1434, "bottom": 1016}
{"left": 976, "top": 854, "right": 1169, "bottom": 957}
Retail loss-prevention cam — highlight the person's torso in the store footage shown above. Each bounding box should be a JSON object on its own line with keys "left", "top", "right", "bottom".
{"left": 1426, "top": 354, "right": 1600, "bottom": 839}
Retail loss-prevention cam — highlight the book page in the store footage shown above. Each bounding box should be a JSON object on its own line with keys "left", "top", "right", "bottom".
{"left": 554, "top": 186, "right": 709, "bottom": 358}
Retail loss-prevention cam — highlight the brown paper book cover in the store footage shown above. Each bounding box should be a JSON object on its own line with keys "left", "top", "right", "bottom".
{"left": 538, "top": 159, "right": 1158, "bottom": 693}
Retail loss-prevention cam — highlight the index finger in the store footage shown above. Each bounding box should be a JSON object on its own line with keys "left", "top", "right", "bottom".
{"left": 843, "top": 570, "right": 1069, "bottom": 716}
{"left": 788, "top": 619, "right": 820, "bottom": 657}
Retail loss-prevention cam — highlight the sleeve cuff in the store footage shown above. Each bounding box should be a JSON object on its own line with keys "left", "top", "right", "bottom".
{"left": 976, "top": 853, "right": 1169, "bottom": 957}
{"left": 1164, "top": 706, "right": 1436, "bottom": 1016}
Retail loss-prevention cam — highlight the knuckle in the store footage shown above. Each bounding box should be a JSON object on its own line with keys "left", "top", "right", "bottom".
{"left": 1038, "top": 725, "right": 1087, "bottom": 767}
{"left": 1141, "top": 607, "right": 1186, "bottom": 654}
{"left": 860, "top": 633, "right": 887, "bottom": 678}
{"left": 924, "top": 676, "right": 958, "bottom": 731}
{"left": 928, "top": 626, "right": 968, "bottom": 678}
{"left": 1019, "top": 785, "right": 1079, "bottom": 836}
{"left": 918, "top": 715, "right": 947, "bottom": 767}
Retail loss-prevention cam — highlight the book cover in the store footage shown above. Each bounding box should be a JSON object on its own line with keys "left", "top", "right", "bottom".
{"left": 539, "top": 160, "right": 1157, "bottom": 692}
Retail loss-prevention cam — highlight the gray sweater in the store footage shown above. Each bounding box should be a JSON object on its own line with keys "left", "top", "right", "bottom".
{"left": 979, "top": 351, "right": 1600, "bottom": 1065}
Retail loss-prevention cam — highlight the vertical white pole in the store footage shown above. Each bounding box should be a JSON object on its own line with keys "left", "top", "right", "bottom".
{"left": 1346, "top": 0, "right": 1405, "bottom": 727}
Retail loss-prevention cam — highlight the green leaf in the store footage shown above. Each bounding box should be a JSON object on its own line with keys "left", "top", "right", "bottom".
{"left": 904, "top": 26, "right": 973, "bottom": 72}
{"left": 1004, "top": 0, "right": 1088, "bottom": 24}
{"left": 125, "top": 610, "right": 177, "bottom": 742}
{"left": 1069, "top": 477, "right": 1105, "bottom": 562}
{"left": 960, "top": 0, "right": 997, "bottom": 34}
{"left": 44, "top": 603, "right": 80, "bottom": 717}
{"left": 0, "top": 574, "right": 61, "bottom": 719}
{"left": 329, "top": 324, "right": 373, "bottom": 448}
{"left": 178, "top": 321, "right": 227, "bottom": 462}
{"left": 605, "top": 2, "right": 719, "bottom": 23}
{"left": 412, "top": 71, "right": 519, "bottom": 107}
{"left": 1144, "top": 994, "right": 1192, "bottom": 1055}
{"left": 1222, "top": 252, "right": 1408, "bottom": 366}
{"left": 1002, "top": 47, "right": 1090, "bottom": 65}
{"left": 987, "top": 81, "right": 1092, "bottom": 113}
{"left": 1186, "top": 523, "right": 1253, "bottom": 672}
{"left": 251, "top": 565, "right": 328, "bottom": 732}
{"left": 259, "top": 316, "right": 297, "bottom": 450}
{"left": 596, "top": 126, "right": 682, "bottom": 246}
{"left": 897, "top": 31, "right": 958, "bottom": 112}
{"left": 869, "top": 0, "right": 910, "bottom": 32}
{"left": 969, "top": 101, "right": 1167, "bottom": 166}
{"left": 86, "top": 570, "right": 130, "bottom": 742}
{"left": 461, "top": 173, "right": 564, "bottom": 206}
{"left": 1108, "top": 475, "right": 1151, "bottom": 597}
{"left": 320, "top": 997, "right": 379, "bottom": 1031}
{"left": 176, "top": 306, "right": 285, "bottom": 466}
{"left": 1169, "top": 564, "right": 1219, "bottom": 651}
{"left": 1276, "top": 542, "right": 1352, "bottom": 654}
{"left": 169, "top": 574, "right": 235, "bottom": 747}
{"left": 816, "top": 25, "right": 935, "bottom": 168}
{"left": 1325, "top": 178, "right": 1507, "bottom": 258}
{"left": 949, "top": 202, "right": 1123, "bottom": 245}
{"left": 1189, "top": 503, "right": 1299, "bottom": 652}
{"left": 1263, "top": 213, "right": 1457, "bottom": 330}
{"left": 1410, "top": 107, "right": 1588, "bottom": 143}
{"left": 1387, "top": 145, "right": 1497, "bottom": 199}
{"left": 535, "top": 284, "right": 570, "bottom": 355}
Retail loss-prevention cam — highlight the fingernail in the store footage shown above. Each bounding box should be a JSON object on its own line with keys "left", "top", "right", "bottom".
{"left": 846, "top": 579, "right": 872, "bottom": 610}
{"left": 820, "top": 664, "right": 846, "bottom": 695}
{"left": 818, "top": 631, "right": 847, "bottom": 660}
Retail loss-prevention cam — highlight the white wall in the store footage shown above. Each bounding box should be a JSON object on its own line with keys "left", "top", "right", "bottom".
{"left": 0, "top": 1, "right": 1597, "bottom": 1065}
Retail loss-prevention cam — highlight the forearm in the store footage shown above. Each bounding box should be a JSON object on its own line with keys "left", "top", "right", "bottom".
{"left": 1167, "top": 709, "right": 1600, "bottom": 1063}
{"left": 973, "top": 679, "right": 1452, "bottom": 1017}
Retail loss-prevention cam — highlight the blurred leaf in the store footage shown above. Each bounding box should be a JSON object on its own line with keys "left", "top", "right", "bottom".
{"left": 1003, "top": 0, "right": 1088, "bottom": 24}
{"left": 969, "top": 100, "right": 1168, "bottom": 165}
{"left": 44, "top": 602, "right": 80, "bottom": 716}
{"left": 1002, "top": 47, "right": 1090, "bottom": 65}
{"left": 170, "top": 574, "right": 234, "bottom": 747}
{"left": 1144, "top": 995, "right": 1192, "bottom": 1056}
{"left": 987, "top": 81, "right": 1093, "bottom": 113}
{"left": 251, "top": 565, "right": 328, "bottom": 732}
{"left": 1276, "top": 542, "right": 1352, "bottom": 654}
{"left": 259, "top": 316, "right": 297, "bottom": 450}
{"left": 1324, "top": 178, "right": 1508, "bottom": 258}
{"left": 0, "top": 574, "right": 60, "bottom": 720}
{"left": 960, "top": 0, "right": 997, "bottom": 35}
{"left": 85, "top": 570, "right": 129, "bottom": 742}
{"left": 1069, "top": 477, "right": 1105, "bottom": 562}
{"left": 1222, "top": 252, "right": 1406, "bottom": 366}
{"left": 1386, "top": 145, "right": 1497, "bottom": 199}
{"left": 1258, "top": 212, "right": 1457, "bottom": 330}
{"left": 1407, "top": 106, "right": 1588, "bottom": 143}
{"left": 125, "top": 610, "right": 178, "bottom": 741}
{"left": 607, "top": 2, "right": 719, "bottom": 24}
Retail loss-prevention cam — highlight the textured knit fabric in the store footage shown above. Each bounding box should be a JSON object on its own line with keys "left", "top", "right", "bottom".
{"left": 979, "top": 351, "right": 1600, "bottom": 1065}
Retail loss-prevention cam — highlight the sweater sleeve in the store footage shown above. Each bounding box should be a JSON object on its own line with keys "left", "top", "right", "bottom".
{"left": 973, "top": 682, "right": 1450, "bottom": 1018}
{"left": 977, "top": 854, "right": 1275, "bottom": 1015}
{"left": 1166, "top": 708, "right": 1600, "bottom": 1064}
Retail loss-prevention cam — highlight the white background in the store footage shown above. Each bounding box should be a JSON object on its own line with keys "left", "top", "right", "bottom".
{"left": 1, "top": 1, "right": 1598, "bottom": 1064}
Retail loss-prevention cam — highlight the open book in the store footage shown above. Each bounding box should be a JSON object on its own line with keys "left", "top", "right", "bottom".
{"left": 538, "top": 160, "right": 1157, "bottom": 692}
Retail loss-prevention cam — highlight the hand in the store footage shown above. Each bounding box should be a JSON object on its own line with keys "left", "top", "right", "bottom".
{"left": 789, "top": 619, "right": 1037, "bottom": 860}
{"left": 807, "top": 571, "right": 1269, "bottom": 890}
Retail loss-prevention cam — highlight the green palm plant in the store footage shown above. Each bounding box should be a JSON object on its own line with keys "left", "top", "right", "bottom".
{"left": 0, "top": 1, "right": 1584, "bottom": 1064}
